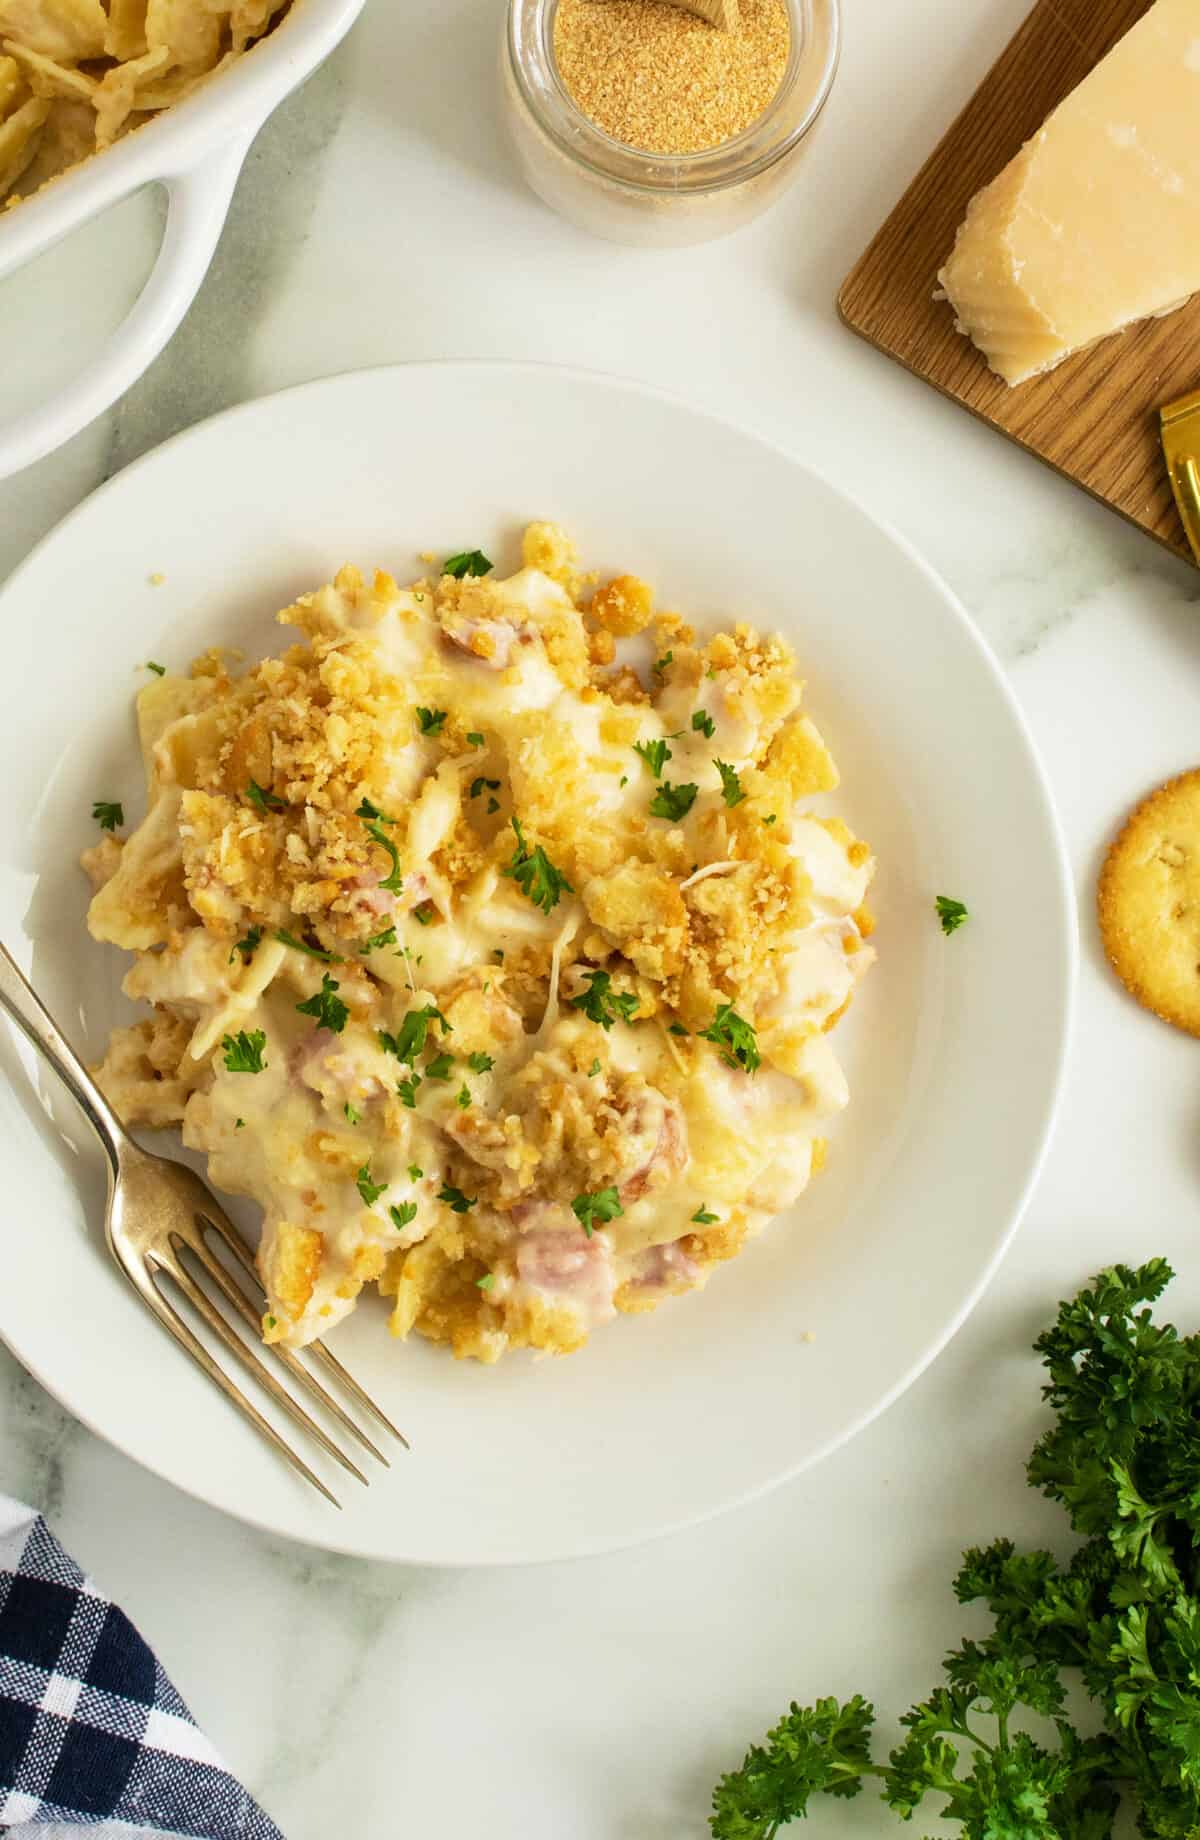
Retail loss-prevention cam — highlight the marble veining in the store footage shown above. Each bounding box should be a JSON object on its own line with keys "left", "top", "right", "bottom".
{"left": 3, "top": 1, "right": 1200, "bottom": 1835}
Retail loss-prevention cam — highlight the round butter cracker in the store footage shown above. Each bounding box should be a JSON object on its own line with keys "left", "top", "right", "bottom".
{"left": 1098, "top": 769, "right": 1200, "bottom": 1037}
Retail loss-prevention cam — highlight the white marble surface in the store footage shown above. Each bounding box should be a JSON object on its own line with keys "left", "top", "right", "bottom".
{"left": 3, "top": 1, "right": 1200, "bottom": 1834}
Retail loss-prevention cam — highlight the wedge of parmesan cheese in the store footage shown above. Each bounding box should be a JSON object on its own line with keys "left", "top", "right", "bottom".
{"left": 937, "top": 0, "right": 1200, "bottom": 386}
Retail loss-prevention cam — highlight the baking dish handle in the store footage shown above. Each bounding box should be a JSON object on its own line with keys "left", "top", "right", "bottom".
{"left": 0, "top": 136, "right": 252, "bottom": 483}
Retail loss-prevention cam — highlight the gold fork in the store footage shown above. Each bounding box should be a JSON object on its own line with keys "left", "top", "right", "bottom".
{"left": 0, "top": 939, "right": 406, "bottom": 1506}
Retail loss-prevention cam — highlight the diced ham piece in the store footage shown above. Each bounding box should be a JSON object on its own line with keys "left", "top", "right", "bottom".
{"left": 441, "top": 613, "right": 538, "bottom": 670}
{"left": 629, "top": 1239, "right": 701, "bottom": 1292}
{"left": 514, "top": 1208, "right": 617, "bottom": 1327}
{"left": 613, "top": 1088, "right": 689, "bottom": 1203}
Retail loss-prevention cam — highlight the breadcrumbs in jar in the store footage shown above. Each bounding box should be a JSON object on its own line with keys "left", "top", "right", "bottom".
{"left": 504, "top": 0, "right": 840, "bottom": 247}
{"left": 553, "top": 0, "right": 791, "bottom": 155}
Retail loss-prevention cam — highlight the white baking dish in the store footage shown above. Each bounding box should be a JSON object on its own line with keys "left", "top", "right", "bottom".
{"left": 0, "top": 0, "right": 365, "bottom": 481}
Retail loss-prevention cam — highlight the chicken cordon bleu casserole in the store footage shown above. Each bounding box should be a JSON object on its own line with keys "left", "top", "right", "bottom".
{"left": 83, "top": 523, "right": 876, "bottom": 1363}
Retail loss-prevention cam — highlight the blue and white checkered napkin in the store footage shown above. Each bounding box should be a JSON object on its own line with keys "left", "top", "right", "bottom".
{"left": 0, "top": 1495, "right": 283, "bottom": 1839}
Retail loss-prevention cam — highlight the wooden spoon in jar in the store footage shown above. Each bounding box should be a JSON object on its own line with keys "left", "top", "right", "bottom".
{"left": 586, "top": 0, "right": 739, "bottom": 30}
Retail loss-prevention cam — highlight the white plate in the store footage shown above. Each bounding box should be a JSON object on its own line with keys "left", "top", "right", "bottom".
{"left": 0, "top": 364, "right": 1074, "bottom": 1565}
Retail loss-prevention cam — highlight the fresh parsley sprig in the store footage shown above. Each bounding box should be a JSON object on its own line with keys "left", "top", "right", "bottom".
{"left": 700, "top": 1003, "right": 760, "bottom": 1074}
{"left": 649, "top": 780, "right": 698, "bottom": 822}
{"left": 379, "top": 1004, "right": 450, "bottom": 1065}
{"left": 295, "top": 973, "right": 349, "bottom": 1034}
{"left": 356, "top": 1164, "right": 386, "bottom": 1207}
{"left": 92, "top": 800, "right": 123, "bottom": 832}
{"left": 715, "top": 760, "right": 746, "bottom": 808}
{"left": 245, "top": 779, "right": 285, "bottom": 814}
{"left": 443, "top": 549, "right": 493, "bottom": 579}
{"left": 221, "top": 1030, "right": 267, "bottom": 1073}
{"left": 230, "top": 925, "right": 262, "bottom": 964}
{"left": 572, "top": 1186, "right": 623, "bottom": 1237}
{"left": 356, "top": 798, "right": 404, "bottom": 896}
{"left": 502, "top": 817, "right": 573, "bottom": 914}
{"left": 937, "top": 895, "right": 969, "bottom": 935}
{"left": 634, "top": 737, "right": 672, "bottom": 779}
{"left": 710, "top": 1260, "right": 1200, "bottom": 1840}
{"left": 569, "top": 969, "right": 638, "bottom": 1031}
{"left": 275, "top": 928, "right": 341, "bottom": 964}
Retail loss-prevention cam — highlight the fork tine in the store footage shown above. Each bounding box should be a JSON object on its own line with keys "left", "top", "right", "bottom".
{"left": 189, "top": 1232, "right": 389, "bottom": 1468}
{"left": 193, "top": 1204, "right": 262, "bottom": 1284}
{"left": 133, "top": 1264, "right": 340, "bottom": 1508}
{"left": 167, "top": 1250, "right": 369, "bottom": 1489}
{"left": 196, "top": 1202, "right": 409, "bottom": 1451}
{"left": 308, "top": 1341, "right": 411, "bottom": 1449}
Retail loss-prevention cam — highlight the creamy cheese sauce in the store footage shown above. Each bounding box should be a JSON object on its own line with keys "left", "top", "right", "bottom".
{"left": 86, "top": 526, "right": 876, "bottom": 1361}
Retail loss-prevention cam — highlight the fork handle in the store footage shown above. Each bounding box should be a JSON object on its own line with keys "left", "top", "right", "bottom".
{"left": 0, "top": 939, "right": 127, "bottom": 1177}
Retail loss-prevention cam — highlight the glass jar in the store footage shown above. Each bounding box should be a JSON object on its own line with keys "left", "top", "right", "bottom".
{"left": 503, "top": 0, "right": 840, "bottom": 248}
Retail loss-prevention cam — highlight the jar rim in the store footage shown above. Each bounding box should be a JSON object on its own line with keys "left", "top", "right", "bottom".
{"left": 507, "top": 0, "right": 841, "bottom": 198}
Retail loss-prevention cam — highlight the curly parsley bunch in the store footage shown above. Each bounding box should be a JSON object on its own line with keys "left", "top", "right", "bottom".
{"left": 711, "top": 1260, "right": 1200, "bottom": 1840}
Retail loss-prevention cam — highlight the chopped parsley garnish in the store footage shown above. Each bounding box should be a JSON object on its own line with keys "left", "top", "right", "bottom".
{"left": 275, "top": 928, "right": 340, "bottom": 963}
{"left": 438, "top": 1184, "right": 476, "bottom": 1213}
{"left": 572, "top": 1186, "right": 623, "bottom": 1237}
{"left": 344, "top": 1103, "right": 361, "bottom": 1124}
{"left": 425, "top": 1052, "right": 454, "bottom": 1081}
{"left": 653, "top": 651, "right": 673, "bottom": 676}
{"left": 356, "top": 1163, "right": 386, "bottom": 1206}
{"left": 467, "top": 731, "right": 486, "bottom": 748}
{"left": 413, "top": 903, "right": 435, "bottom": 926}
{"left": 634, "top": 737, "right": 672, "bottom": 778}
{"left": 221, "top": 1030, "right": 267, "bottom": 1073}
{"left": 92, "top": 800, "right": 123, "bottom": 831}
{"left": 467, "top": 1051, "right": 495, "bottom": 1074}
{"left": 456, "top": 1084, "right": 472, "bottom": 1109}
{"left": 379, "top": 1004, "right": 450, "bottom": 1065}
{"left": 649, "top": 780, "right": 699, "bottom": 822}
{"left": 397, "top": 1074, "right": 422, "bottom": 1108}
{"left": 569, "top": 968, "right": 638, "bottom": 1031}
{"left": 235, "top": 1118, "right": 245, "bottom": 1129}
{"left": 763, "top": 814, "right": 777, "bottom": 825}
{"left": 407, "top": 1163, "right": 423, "bottom": 1181}
{"left": 389, "top": 1201, "right": 418, "bottom": 1230}
{"left": 443, "top": 549, "right": 493, "bottom": 579}
{"left": 668, "top": 1023, "right": 688, "bottom": 1037}
{"left": 691, "top": 708, "right": 715, "bottom": 739}
{"left": 700, "top": 1002, "right": 760, "bottom": 1074}
{"left": 230, "top": 924, "right": 262, "bottom": 964}
{"left": 692, "top": 1205, "right": 719, "bottom": 1224}
{"left": 355, "top": 799, "right": 403, "bottom": 892}
{"left": 469, "top": 776, "right": 501, "bottom": 799}
{"left": 588, "top": 1058, "right": 602, "bottom": 1076}
{"left": 492, "top": 948, "right": 505, "bottom": 961}
{"left": 476, "top": 1272, "right": 495, "bottom": 1292}
{"left": 714, "top": 759, "right": 747, "bottom": 808}
{"left": 265, "top": 1313, "right": 276, "bottom": 1327}
{"left": 146, "top": 661, "right": 166, "bottom": 676}
{"left": 295, "top": 973, "right": 349, "bottom": 1034}
{"left": 486, "top": 797, "right": 500, "bottom": 814}
{"left": 360, "top": 924, "right": 397, "bottom": 954}
{"left": 619, "top": 775, "right": 628, "bottom": 788}
{"left": 246, "top": 779, "right": 285, "bottom": 813}
{"left": 936, "top": 894, "right": 969, "bottom": 935}
{"left": 416, "top": 706, "right": 447, "bottom": 736}
{"left": 502, "top": 816, "right": 574, "bottom": 914}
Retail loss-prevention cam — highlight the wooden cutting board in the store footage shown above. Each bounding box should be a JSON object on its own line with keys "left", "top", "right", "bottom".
{"left": 837, "top": 0, "right": 1197, "bottom": 567}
